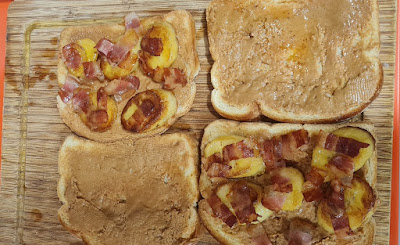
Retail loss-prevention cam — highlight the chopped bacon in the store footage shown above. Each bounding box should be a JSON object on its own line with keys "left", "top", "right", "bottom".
{"left": 206, "top": 162, "right": 232, "bottom": 177}
{"left": 72, "top": 89, "right": 91, "bottom": 113}
{"left": 125, "top": 11, "right": 141, "bottom": 31}
{"left": 103, "top": 75, "right": 140, "bottom": 101}
{"left": 288, "top": 229, "right": 312, "bottom": 245}
{"left": 207, "top": 153, "right": 223, "bottom": 164}
{"left": 319, "top": 131, "right": 369, "bottom": 158}
{"left": 163, "top": 68, "right": 188, "bottom": 90}
{"left": 97, "top": 87, "right": 108, "bottom": 111}
{"left": 59, "top": 75, "right": 79, "bottom": 103}
{"left": 261, "top": 137, "right": 285, "bottom": 170}
{"left": 105, "top": 29, "right": 138, "bottom": 65}
{"left": 228, "top": 181, "right": 258, "bottom": 224}
{"left": 62, "top": 43, "right": 83, "bottom": 70}
{"left": 83, "top": 61, "right": 104, "bottom": 80}
{"left": 302, "top": 168, "right": 325, "bottom": 202}
{"left": 141, "top": 36, "right": 163, "bottom": 56}
{"left": 223, "top": 140, "right": 254, "bottom": 162}
{"left": 252, "top": 234, "right": 272, "bottom": 245}
{"left": 95, "top": 38, "right": 114, "bottom": 56}
{"left": 207, "top": 193, "right": 237, "bottom": 227}
{"left": 87, "top": 110, "right": 108, "bottom": 127}
{"left": 262, "top": 185, "right": 288, "bottom": 211}
{"left": 327, "top": 155, "right": 354, "bottom": 186}
{"left": 271, "top": 173, "right": 293, "bottom": 193}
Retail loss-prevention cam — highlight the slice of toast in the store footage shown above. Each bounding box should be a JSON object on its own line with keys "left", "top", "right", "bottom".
{"left": 198, "top": 120, "right": 378, "bottom": 245}
{"left": 58, "top": 133, "right": 199, "bottom": 244}
{"left": 57, "top": 10, "right": 200, "bottom": 142}
{"left": 207, "top": 0, "right": 382, "bottom": 123}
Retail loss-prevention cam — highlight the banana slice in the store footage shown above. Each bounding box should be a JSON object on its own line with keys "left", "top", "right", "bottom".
{"left": 317, "top": 177, "right": 376, "bottom": 233}
{"left": 63, "top": 43, "right": 87, "bottom": 77}
{"left": 277, "top": 167, "right": 305, "bottom": 211}
{"left": 77, "top": 38, "right": 98, "bottom": 62}
{"left": 121, "top": 89, "right": 177, "bottom": 133}
{"left": 101, "top": 51, "right": 139, "bottom": 80}
{"left": 141, "top": 21, "right": 179, "bottom": 69}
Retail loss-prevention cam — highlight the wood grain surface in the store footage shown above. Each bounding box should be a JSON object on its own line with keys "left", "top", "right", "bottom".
{"left": 0, "top": 0, "right": 397, "bottom": 244}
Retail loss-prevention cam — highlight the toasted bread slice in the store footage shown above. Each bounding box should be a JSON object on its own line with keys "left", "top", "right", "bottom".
{"left": 58, "top": 133, "right": 199, "bottom": 244}
{"left": 57, "top": 10, "right": 200, "bottom": 142}
{"left": 199, "top": 120, "right": 378, "bottom": 245}
{"left": 207, "top": 0, "right": 382, "bottom": 123}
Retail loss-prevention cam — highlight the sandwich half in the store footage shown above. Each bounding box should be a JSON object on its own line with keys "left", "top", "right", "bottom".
{"left": 199, "top": 120, "right": 378, "bottom": 245}
{"left": 207, "top": 0, "right": 382, "bottom": 123}
{"left": 58, "top": 133, "right": 199, "bottom": 244}
{"left": 57, "top": 10, "right": 200, "bottom": 142}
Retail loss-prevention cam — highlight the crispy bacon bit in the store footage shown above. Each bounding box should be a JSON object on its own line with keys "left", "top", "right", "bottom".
{"left": 141, "top": 36, "right": 163, "bottom": 56}
{"left": 288, "top": 230, "right": 312, "bottom": 245}
{"left": 105, "top": 30, "right": 138, "bottom": 65}
{"left": 104, "top": 75, "right": 140, "bottom": 101}
{"left": 261, "top": 137, "right": 285, "bottom": 170}
{"left": 327, "top": 155, "right": 354, "bottom": 186}
{"left": 62, "top": 43, "right": 83, "bottom": 69}
{"left": 207, "top": 193, "right": 237, "bottom": 227}
{"left": 72, "top": 89, "right": 91, "bottom": 113}
{"left": 83, "top": 61, "right": 104, "bottom": 80}
{"left": 228, "top": 181, "right": 258, "bottom": 224}
{"left": 262, "top": 185, "right": 288, "bottom": 211}
{"left": 302, "top": 168, "right": 325, "bottom": 202}
{"left": 223, "top": 140, "right": 254, "bottom": 162}
{"left": 163, "top": 68, "right": 187, "bottom": 90}
{"left": 59, "top": 75, "right": 79, "bottom": 103}
{"left": 271, "top": 173, "right": 293, "bottom": 193}
{"left": 207, "top": 162, "right": 232, "bottom": 178}
{"left": 281, "top": 130, "right": 309, "bottom": 162}
{"left": 97, "top": 87, "right": 108, "bottom": 111}
{"left": 87, "top": 110, "right": 108, "bottom": 127}
{"left": 319, "top": 131, "right": 369, "bottom": 158}
{"left": 207, "top": 153, "right": 223, "bottom": 165}
{"left": 125, "top": 11, "right": 141, "bottom": 31}
{"left": 95, "top": 38, "right": 114, "bottom": 57}
{"left": 252, "top": 234, "right": 272, "bottom": 245}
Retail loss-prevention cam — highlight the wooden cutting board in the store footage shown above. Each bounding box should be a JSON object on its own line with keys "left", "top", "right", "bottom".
{"left": 0, "top": 0, "right": 397, "bottom": 244}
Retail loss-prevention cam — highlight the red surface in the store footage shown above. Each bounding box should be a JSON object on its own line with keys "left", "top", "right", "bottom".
{"left": 0, "top": 1, "right": 11, "bottom": 186}
{"left": 390, "top": 1, "right": 400, "bottom": 244}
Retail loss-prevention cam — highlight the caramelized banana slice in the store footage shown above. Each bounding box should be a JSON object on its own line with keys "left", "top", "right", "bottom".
{"left": 277, "top": 168, "right": 305, "bottom": 211}
{"left": 228, "top": 158, "right": 265, "bottom": 178}
{"left": 101, "top": 51, "right": 139, "bottom": 80}
{"left": 78, "top": 89, "right": 117, "bottom": 132}
{"left": 77, "top": 38, "right": 98, "bottom": 62}
{"left": 62, "top": 43, "right": 87, "bottom": 77}
{"left": 141, "top": 21, "right": 178, "bottom": 69}
{"left": 311, "top": 127, "right": 374, "bottom": 178}
{"left": 317, "top": 177, "right": 376, "bottom": 233}
{"left": 121, "top": 89, "right": 177, "bottom": 132}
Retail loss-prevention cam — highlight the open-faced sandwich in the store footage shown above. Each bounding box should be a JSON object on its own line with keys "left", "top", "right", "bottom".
{"left": 199, "top": 120, "right": 378, "bottom": 245}
{"left": 57, "top": 10, "right": 200, "bottom": 142}
{"left": 207, "top": 0, "right": 382, "bottom": 123}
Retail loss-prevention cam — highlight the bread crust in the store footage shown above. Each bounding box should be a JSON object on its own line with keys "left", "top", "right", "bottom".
{"left": 198, "top": 120, "right": 378, "bottom": 245}
{"left": 58, "top": 133, "right": 199, "bottom": 244}
{"left": 57, "top": 11, "right": 200, "bottom": 142}
{"left": 207, "top": 0, "right": 382, "bottom": 123}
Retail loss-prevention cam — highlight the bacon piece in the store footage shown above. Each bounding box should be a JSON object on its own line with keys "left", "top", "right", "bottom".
{"left": 163, "top": 68, "right": 188, "bottom": 90}
{"left": 62, "top": 43, "right": 83, "bottom": 70}
{"left": 281, "top": 130, "right": 309, "bottom": 162}
{"left": 141, "top": 36, "right": 163, "bottom": 56}
{"left": 252, "top": 234, "right": 272, "bottom": 245}
{"left": 125, "top": 11, "right": 141, "bottom": 31}
{"left": 72, "top": 89, "right": 91, "bottom": 113}
{"left": 103, "top": 75, "right": 140, "bottom": 101}
{"left": 302, "top": 168, "right": 325, "bottom": 202}
{"left": 87, "top": 110, "right": 108, "bottom": 127}
{"left": 260, "top": 137, "right": 285, "bottom": 170}
{"left": 327, "top": 155, "right": 354, "bottom": 186}
{"left": 59, "top": 75, "right": 79, "bottom": 103}
{"left": 207, "top": 153, "right": 223, "bottom": 164}
{"left": 319, "top": 131, "right": 369, "bottom": 158}
{"left": 106, "top": 30, "right": 138, "bottom": 64}
{"left": 83, "top": 61, "right": 104, "bottom": 80}
{"left": 207, "top": 193, "right": 237, "bottom": 227}
{"left": 95, "top": 38, "right": 114, "bottom": 57}
{"left": 97, "top": 87, "right": 108, "bottom": 111}
{"left": 271, "top": 172, "right": 293, "bottom": 193}
{"left": 227, "top": 181, "right": 258, "bottom": 224}
{"left": 207, "top": 162, "right": 232, "bottom": 177}
{"left": 261, "top": 186, "right": 288, "bottom": 211}
{"left": 223, "top": 140, "right": 254, "bottom": 162}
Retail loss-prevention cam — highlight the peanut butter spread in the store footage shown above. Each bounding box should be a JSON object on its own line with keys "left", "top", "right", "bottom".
{"left": 58, "top": 135, "right": 198, "bottom": 244}
{"left": 208, "top": 0, "right": 381, "bottom": 120}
